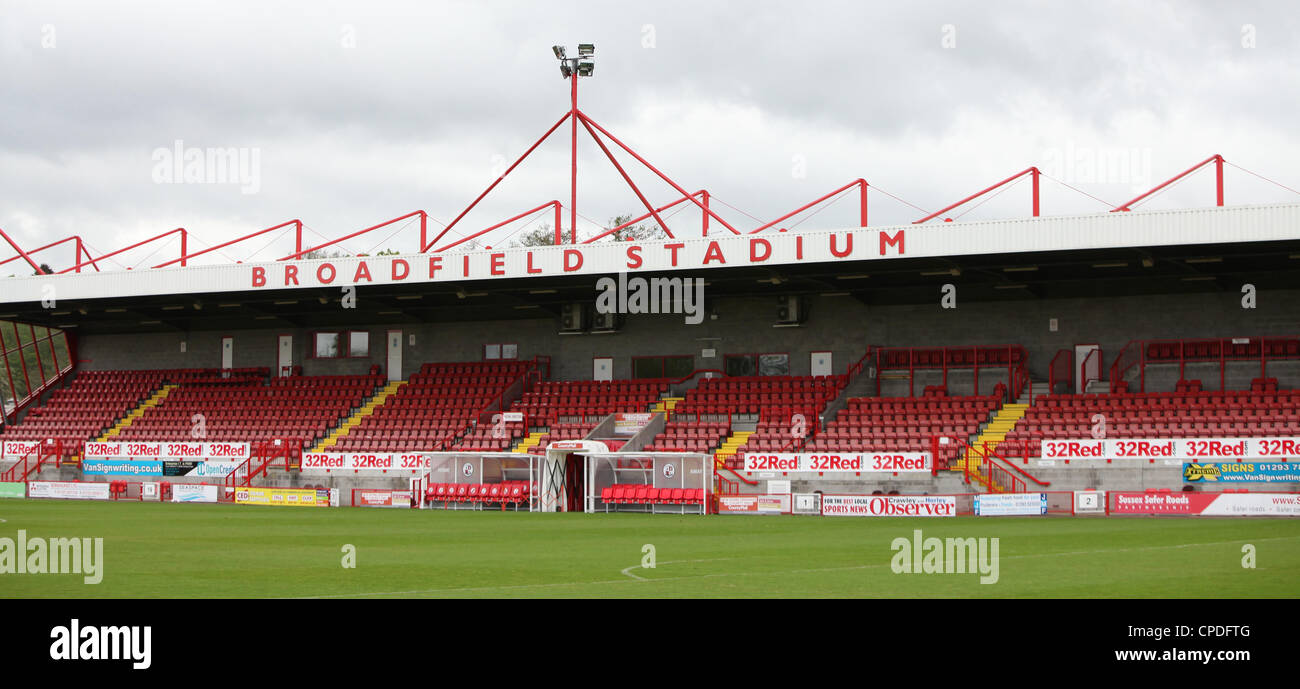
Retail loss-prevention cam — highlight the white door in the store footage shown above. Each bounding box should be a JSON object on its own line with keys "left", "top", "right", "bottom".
{"left": 387, "top": 330, "right": 402, "bottom": 382}
{"left": 811, "top": 351, "right": 833, "bottom": 377}
{"left": 220, "top": 337, "right": 233, "bottom": 371}
{"left": 277, "top": 335, "right": 293, "bottom": 377}
{"left": 593, "top": 357, "right": 613, "bottom": 381}
{"left": 1075, "top": 344, "right": 1100, "bottom": 394}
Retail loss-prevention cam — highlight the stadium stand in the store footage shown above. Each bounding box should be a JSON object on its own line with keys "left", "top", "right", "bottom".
{"left": 643, "top": 419, "right": 728, "bottom": 453}
{"left": 672, "top": 374, "right": 848, "bottom": 420}
{"left": 330, "top": 361, "right": 533, "bottom": 453}
{"left": 1002, "top": 377, "right": 1300, "bottom": 458}
{"left": 114, "top": 373, "right": 381, "bottom": 452}
{"left": 511, "top": 379, "right": 670, "bottom": 426}
{"left": 0, "top": 368, "right": 265, "bottom": 459}
{"left": 799, "top": 386, "right": 1005, "bottom": 469}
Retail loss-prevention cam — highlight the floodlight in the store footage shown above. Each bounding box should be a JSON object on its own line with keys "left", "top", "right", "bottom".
{"left": 552, "top": 45, "right": 566, "bottom": 59}
{"left": 576, "top": 61, "right": 594, "bottom": 77}
{"left": 560, "top": 62, "right": 573, "bottom": 78}
{"left": 578, "top": 43, "right": 594, "bottom": 56}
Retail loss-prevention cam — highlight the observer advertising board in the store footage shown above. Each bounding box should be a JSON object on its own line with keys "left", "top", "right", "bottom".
{"left": 300, "top": 452, "right": 426, "bottom": 474}
{"left": 28, "top": 481, "right": 112, "bottom": 501}
{"left": 1183, "top": 462, "right": 1300, "bottom": 483}
{"left": 234, "top": 486, "right": 330, "bottom": 507}
{"left": 354, "top": 489, "right": 414, "bottom": 508}
{"left": 171, "top": 484, "right": 219, "bottom": 503}
{"left": 741, "top": 452, "right": 931, "bottom": 473}
{"left": 1041, "top": 437, "right": 1300, "bottom": 462}
{"left": 973, "top": 492, "right": 1048, "bottom": 516}
{"left": 0, "top": 482, "right": 26, "bottom": 499}
{"left": 82, "top": 441, "right": 250, "bottom": 460}
{"left": 821, "top": 494, "right": 956, "bottom": 517}
{"left": 1110, "top": 491, "right": 1300, "bottom": 516}
{"left": 716, "top": 494, "right": 791, "bottom": 514}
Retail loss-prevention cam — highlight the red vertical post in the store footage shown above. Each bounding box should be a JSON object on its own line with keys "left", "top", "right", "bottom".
{"left": 1215, "top": 155, "right": 1224, "bottom": 207}
{"left": 859, "top": 180, "right": 869, "bottom": 227}
{"left": 1031, "top": 168, "right": 1040, "bottom": 217}
{"left": 702, "top": 190, "right": 710, "bottom": 237}
{"left": 554, "top": 202, "right": 563, "bottom": 245}
{"left": 180, "top": 229, "right": 188, "bottom": 267}
{"left": 75, "top": 237, "right": 84, "bottom": 273}
{"left": 570, "top": 72, "right": 578, "bottom": 244}
{"left": 930, "top": 436, "right": 939, "bottom": 476}
{"left": 418, "top": 214, "right": 426, "bottom": 256}
{"left": 28, "top": 324, "right": 46, "bottom": 387}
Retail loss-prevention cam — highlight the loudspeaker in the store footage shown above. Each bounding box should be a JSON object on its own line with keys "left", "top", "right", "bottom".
{"left": 776, "top": 295, "right": 802, "bottom": 324}
{"left": 559, "top": 303, "right": 586, "bottom": 333}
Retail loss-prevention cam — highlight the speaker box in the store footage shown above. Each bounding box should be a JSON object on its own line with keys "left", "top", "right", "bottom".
{"left": 776, "top": 295, "right": 802, "bottom": 324}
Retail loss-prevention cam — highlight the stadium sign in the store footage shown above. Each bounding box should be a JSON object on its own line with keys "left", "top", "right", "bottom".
{"left": 234, "top": 486, "right": 331, "bottom": 507}
{"left": 0, "top": 440, "right": 43, "bottom": 458}
{"left": 1182, "top": 462, "right": 1300, "bottom": 483}
{"left": 170, "top": 484, "right": 219, "bottom": 503}
{"left": 353, "top": 489, "right": 414, "bottom": 508}
{"left": 821, "top": 494, "right": 956, "bottom": 517}
{"left": 28, "top": 481, "right": 112, "bottom": 501}
{"left": 973, "top": 492, "right": 1048, "bottom": 516}
{"left": 0, "top": 482, "right": 25, "bottom": 499}
{"left": 81, "top": 460, "right": 163, "bottom": 477}
{"left": 5, "top": 203, "right": 1298, "bottom": 304}
{"left": 300, "top": 452, "right": 427, "bottom": 474}
{"left": 1040, "top": 437, "right": 1300, "bottom": 462}
{"left": 741, "top": 452, "right": 930, "bottom": 473}
{"left": 82, "top": 441, "right": 249, "bottom": 461}
{"left": 716, "top": 494, "right": 790, "bottom": 514}
{"left": 1110, "top": 491, "right": 1300, "bottom": 516}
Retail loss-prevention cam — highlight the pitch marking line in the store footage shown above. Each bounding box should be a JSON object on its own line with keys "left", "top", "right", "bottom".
{"left": 616, "top": 553, "right": 733, "bottom": 577}
{"left": 291, "top": 535, "right": 1299, "bottom": 599}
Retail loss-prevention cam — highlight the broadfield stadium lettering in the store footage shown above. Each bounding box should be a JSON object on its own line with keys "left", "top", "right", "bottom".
{"left": 249, "top": 232, "right": 906, "bottom": 289}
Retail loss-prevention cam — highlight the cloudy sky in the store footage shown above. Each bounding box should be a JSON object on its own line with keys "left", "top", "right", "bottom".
{"left": 1, "top": 0, "right": 1297, "bottom": 269}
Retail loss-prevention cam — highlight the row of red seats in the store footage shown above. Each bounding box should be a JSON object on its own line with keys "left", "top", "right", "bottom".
{"left": 425, "top": 482, "right": 530, "bottom": 504}
{"left": 600, "top": 485, "right": 704, "bottom": 505}
{"left": 877, "top": 347, "right": 1026, "bottom": 368}
{"left": 1145, "top": 339, "right": 1299, "bottom": 360}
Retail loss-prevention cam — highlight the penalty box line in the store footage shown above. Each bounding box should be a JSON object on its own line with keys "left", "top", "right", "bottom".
{"left": 288, "top": 535, "right": 1300, "bottom": 599}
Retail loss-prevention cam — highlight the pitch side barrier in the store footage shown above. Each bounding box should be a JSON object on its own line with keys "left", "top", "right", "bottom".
{"left": 713, "top": 489, "right": 1300, "bottom": 518}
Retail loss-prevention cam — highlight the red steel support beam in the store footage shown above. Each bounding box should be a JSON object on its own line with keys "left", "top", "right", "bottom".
{"left": 578, "top": 115, "right": 676, "bottom": 240}
{"left": 750, "top": 179, "right": 869, "bottom": 234}
{"left": 1112, "top": 155, "right": 1224, "bottom": 212}
{"left": 436, "top": 201, "right": 561, "bottom": 252}
{"left": 578, "top": 112, "right": 742, "bottom": 235}
{"left": 703, "top": 190, "right": 710, "bottom": 236}
{"left": 0, "top": 235, "right": 101, "bottom": 273}
{"left": 913, "top": 168, "right": 1039, "bottom": 224}
{"left": 282, "top": 211, "right": 425, "bottom": 261}
{"left": 155, "top": 219, "right": 303, "bottom": 269}
{"left": 60, "top": 227, "right": 187, "bottom": 274}
{"left": 583, "top": 191, "right": 706, "bottom": 244}
{"left": 424, "top": 112, "right": 573, "bottom": 251}
{"left": 554, "top": 202, "right": 563, "bottom": 246}
{"left": 0, "top": 226, "right": 44, "bottom": 274}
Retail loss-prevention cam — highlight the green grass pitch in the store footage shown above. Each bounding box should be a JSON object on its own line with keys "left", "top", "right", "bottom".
{"left": 1, "top": 500, "right": 1297, "bottom": 598}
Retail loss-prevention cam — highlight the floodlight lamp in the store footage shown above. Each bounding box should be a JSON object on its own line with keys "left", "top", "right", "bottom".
{"left": 552, "top": 45, "right": 566, "bottom": 59}
{"left": 578, "top": 43, "right": 594, "bottom": 56}
{"left": 577, "top": 61, "right": 594, "bottom": 77}
{"left": 560, "top": 63, "right": 573, "bottom": 78}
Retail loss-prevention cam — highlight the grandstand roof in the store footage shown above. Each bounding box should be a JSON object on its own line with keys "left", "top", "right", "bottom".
{"left": 2, "top": 202, "right": 1298, "bottom": 335}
